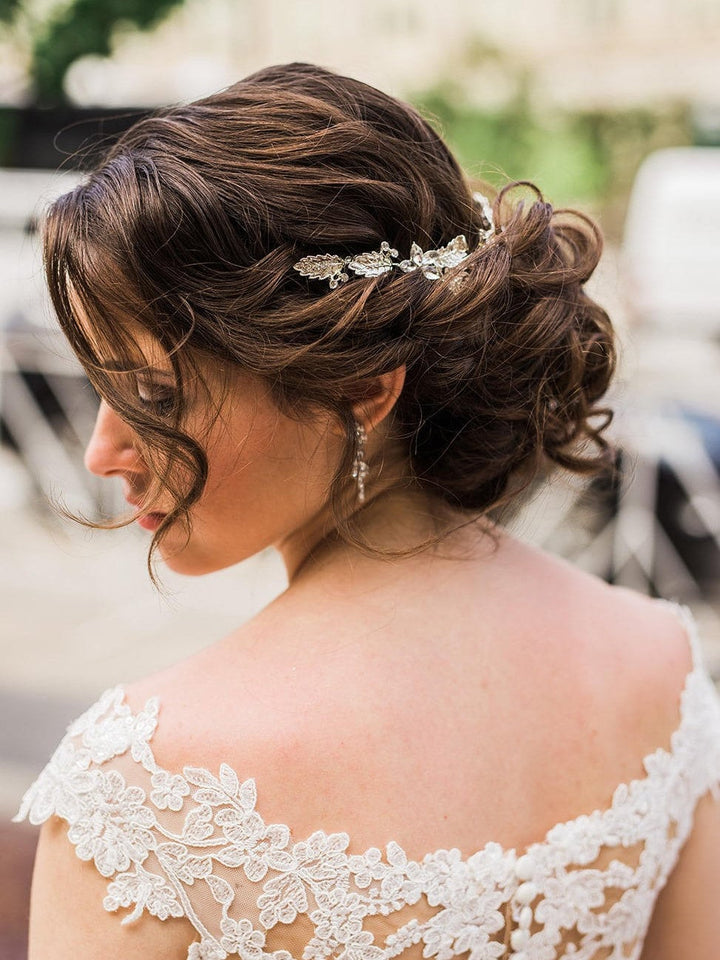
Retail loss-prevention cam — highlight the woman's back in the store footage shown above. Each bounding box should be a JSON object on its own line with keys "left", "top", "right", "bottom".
{"left": 20, "top": 530, "right": 720, "bottom": 959}
{"left": 128, "top": 530, "right": 694, "bottom": 858}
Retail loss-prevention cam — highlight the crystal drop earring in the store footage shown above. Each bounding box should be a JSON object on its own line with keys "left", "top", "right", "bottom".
{"left": 351, "top": 421, "right": 369, "bottom": 504}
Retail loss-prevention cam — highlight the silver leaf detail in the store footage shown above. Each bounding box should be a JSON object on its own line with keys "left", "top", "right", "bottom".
{"left": 293, "top": 254, "right": 350, "bottom": 289}
{"left": 399, "top": 236, "right": 468, "bottom": 279}
{"left": 294, "top": 235, "right": 473, "bottom": 287}
{"left": 473, "top": 192, "right": 495, "bottom": 243}
{"left": 347, "top": 241, "right": 399, "bottom": 277}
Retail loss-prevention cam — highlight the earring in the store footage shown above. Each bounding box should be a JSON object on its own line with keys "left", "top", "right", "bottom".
{"left": 351, "top": 420, "right": 369, "bottom": 504}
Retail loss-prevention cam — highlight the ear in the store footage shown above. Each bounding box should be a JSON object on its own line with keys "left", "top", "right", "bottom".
{"left": 351, "top": 364, "right": 406, "bottom": 433}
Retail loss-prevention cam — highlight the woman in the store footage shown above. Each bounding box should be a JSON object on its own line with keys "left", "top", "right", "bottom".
{"left": 15, "top": 63, "right": 720, "bottom": 959}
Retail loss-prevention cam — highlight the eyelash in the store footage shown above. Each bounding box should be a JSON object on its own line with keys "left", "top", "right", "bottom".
{"left": 135, "top": 382, "right": 176, "bottom": 416}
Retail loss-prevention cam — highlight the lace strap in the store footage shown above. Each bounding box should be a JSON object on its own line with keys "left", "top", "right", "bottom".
{"left": 659, "top": 599, "right": 707, "bottom": 673}
{"left": 662, "top": 600, "right": 720, "bottom": 803}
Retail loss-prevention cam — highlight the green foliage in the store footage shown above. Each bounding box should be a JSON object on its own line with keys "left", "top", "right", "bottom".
{"left": 29, "top": 0, "right": 187, "bottom": 103}
{"left": 411, "top": 85, "right": 692, "bottom": 237}
{"left": 0, "top": 0, "right": 21, "bottom": 23}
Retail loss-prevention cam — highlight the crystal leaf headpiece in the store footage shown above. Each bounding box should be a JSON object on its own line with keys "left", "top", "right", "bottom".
{"left": 293, "top": 191, "right": 495, "bottom": 290}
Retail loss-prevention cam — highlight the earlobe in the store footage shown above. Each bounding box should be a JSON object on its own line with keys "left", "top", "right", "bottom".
{"left": 352, "top": 364, "right": 406, "bottom": 433}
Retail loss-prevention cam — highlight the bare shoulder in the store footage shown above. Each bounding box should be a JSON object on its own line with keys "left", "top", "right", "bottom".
{"left": 497, "top": 538, "right": 698, "bottom": 760}
{"left": 117, "top": 534, "right": 704, "bottom": 852}
{"left": 587, "top": 581, "right": 695, "bottom": 718}
{"left": 544, "top": 552, "right": 693, "bottom": 755}
{"left": 121, "top": 610, "right": 312, "bottom": 796}
{"left": 521, "top": 537, "right": 694, "bottom": 675}
{"left": 586, "top": 578, "right": 694, "bottom": 685}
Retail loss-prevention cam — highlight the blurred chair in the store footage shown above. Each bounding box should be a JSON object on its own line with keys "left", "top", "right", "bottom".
{"left": 577, "top": 403, "right": 720, "bottom": 597}
{"left": 583, "top": 148, "right": 720, "bottom": 614}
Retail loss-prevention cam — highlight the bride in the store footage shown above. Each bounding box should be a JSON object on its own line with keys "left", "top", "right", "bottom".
{"left": 16, "top": 63, "right": 720, "bottom": 959}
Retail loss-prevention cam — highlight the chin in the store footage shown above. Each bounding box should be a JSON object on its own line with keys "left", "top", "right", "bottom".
{"left": 156, "top": 540, "right": 256, "bottom": 577}
{"left": 161, "top": 557, "right": 218, "bottom": 577}
{"left": 158, "top": 549, "right": 228, "bottom": 577}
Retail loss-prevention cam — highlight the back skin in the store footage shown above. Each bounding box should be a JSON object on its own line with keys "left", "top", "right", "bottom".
{"left": 29, "top": 529, "right": 720, "bottom": 958}
{"left": 126, "top": 531, "right": 696, "bottom": 859}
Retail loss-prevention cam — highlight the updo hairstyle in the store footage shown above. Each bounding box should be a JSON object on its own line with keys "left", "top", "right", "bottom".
{"left": 43, "top": 62, "right": 616, "bottom": 562}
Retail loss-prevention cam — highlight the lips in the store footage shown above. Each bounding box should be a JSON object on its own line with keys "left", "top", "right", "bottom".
{"left": 136, "top": 512, "right": 167, "bottom": 532}
{"left": 124, "top": 495, "right": 167, "bottom": 531}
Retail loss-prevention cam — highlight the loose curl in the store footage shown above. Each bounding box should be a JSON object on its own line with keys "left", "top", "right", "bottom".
{"left": 43, "top": 62, "right": 616, "bottom": 572}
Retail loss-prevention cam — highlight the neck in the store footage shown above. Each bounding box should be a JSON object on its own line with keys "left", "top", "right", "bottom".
{"left": 277, "top": 484, "right": 489, "bottom": 587}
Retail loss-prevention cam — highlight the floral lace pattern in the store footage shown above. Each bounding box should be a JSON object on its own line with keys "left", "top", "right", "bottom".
{"left": 14, "top": 604, "right": 720, "bottom": 960}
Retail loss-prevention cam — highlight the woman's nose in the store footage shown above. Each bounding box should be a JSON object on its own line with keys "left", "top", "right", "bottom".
{"left": 84, "top": 400, "right": 141, "bottom": 477}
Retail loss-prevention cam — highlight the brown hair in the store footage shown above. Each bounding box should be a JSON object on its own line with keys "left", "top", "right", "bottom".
{"left": 43, "top": 62, "right": 616, "bottom": 568}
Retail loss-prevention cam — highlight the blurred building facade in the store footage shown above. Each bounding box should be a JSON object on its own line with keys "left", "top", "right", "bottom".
{"left": 2, "top": 0, "right": 720, "bottom": 109}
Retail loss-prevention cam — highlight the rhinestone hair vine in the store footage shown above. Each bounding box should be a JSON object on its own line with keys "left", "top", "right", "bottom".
{"left": 293, "top": 191, "right": 495, "bottom": 289}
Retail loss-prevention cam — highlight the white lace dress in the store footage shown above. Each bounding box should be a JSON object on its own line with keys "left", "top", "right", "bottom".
{"left": 14, "top": 604, "right": 720, "bottom": 960}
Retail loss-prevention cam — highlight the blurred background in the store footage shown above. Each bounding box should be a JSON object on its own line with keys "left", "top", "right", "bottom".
{"left": 2, "top": 1, "right": 720, "bottom": 956}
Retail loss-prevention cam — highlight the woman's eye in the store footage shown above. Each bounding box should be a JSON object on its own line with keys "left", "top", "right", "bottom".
{"left": 136, "top": 382, "right": 175, "bottom": 415}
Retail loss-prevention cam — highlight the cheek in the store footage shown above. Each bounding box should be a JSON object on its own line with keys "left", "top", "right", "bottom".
{"left": 153, "top": 419, "right": 343, "bottom": 577}
{"left": 197, "top": 410, "right": 343, "bottom": 526}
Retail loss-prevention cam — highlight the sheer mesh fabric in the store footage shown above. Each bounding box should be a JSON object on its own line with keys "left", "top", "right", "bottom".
{"left": 15, "top": 603, "right": 720, "bottom": 960}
